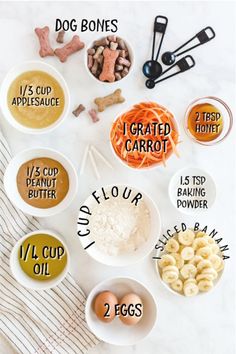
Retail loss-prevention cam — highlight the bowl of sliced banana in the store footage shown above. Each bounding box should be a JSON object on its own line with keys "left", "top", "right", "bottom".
{"left": 156, "top": 228, "right": 225, "bottom": 297}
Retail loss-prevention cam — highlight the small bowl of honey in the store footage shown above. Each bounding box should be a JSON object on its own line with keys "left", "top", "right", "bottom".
{"left": 184, "top": 96, "right": 233, "bottom": 145}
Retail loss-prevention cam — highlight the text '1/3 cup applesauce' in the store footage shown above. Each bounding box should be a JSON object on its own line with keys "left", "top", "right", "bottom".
{"left": 7, "top": 70, "right": 65, "bottom": 128}
{"left": 16, "top": 157, "right": 69, "bottom": 209}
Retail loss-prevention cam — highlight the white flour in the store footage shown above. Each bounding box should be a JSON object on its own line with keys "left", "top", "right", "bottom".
{"left": 90, "top": 197, "right": 150, "bottom": 256}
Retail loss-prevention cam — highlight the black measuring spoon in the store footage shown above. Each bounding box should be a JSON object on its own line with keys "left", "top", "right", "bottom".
{"left": 162, "top": 26, "right": 215, "bottom": 65}
{"left": 146, "top": 55, "right": 195, "bottom": 89}
{"left": 142, "top": 15, "right": 168, "bottom": 79}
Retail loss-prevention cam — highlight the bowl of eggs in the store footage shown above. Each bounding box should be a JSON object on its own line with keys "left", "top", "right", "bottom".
{"left": 85, "top": 276, "right": 157, "bottom": 345}
{"left": 155, "top": 228, "right": 225, "bottom": 297}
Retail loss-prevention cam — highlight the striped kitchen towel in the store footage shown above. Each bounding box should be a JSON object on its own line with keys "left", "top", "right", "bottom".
{"left": 0, "top": 131, "right": 99, "bottom": 354}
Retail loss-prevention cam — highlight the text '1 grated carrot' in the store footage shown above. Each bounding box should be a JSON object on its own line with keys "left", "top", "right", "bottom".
{"left": 110, "top": 102, "right": 180, "bottom": 169}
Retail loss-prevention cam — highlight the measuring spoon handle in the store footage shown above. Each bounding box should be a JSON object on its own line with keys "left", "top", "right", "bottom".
{"left": 152, "top": 15, "right": 168, "bottom": 61}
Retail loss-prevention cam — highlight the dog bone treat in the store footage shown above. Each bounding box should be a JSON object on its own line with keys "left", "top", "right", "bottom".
{"left": 72, "top": 104, "right": 85, "bottom": 117}
{"left": 107, "top": 35, "right": 117, "bottom": 42}
{"left": 110, "top": 42, "right": 118, "bottom": 50}
{"left": 87, "top": 48, "right": 95, "bottom": 55}
{"left": 88, "top": 55, "right": 93, "bottom": 69}
{"left": 115, "top": 72, "right": 122, "bottom": 81}
{"left": 117, "top": 57, "right": 131, "bottom": 67}
{"left": 93, "top": 46, "right": 104, "bottom": 60}
{"left": 94, "top": 37, "right": 109, "bottom": 47}
{"left": 55, "top": 35, "right": 85, "bottom": 62}
{"left": 94, "top": 89, "right": 125, "bottom": 112}
{"left": 87, "top": 36, "right": 132, "bottom": 82}
{"left": 99, "top": 48, "right": 119, "bottom": 82}
{"left": 88, "top": 109, "right": 99, "bottom": 123}
{"left": 117, "top": 37, "right": 127, "bottom": 50}
{"left": 56, "top": 30, "right": 65, "bottom": 43}
{"left": 35, "top": 26, "right": 54, "bottom": 57}
{"left": 121, "top": 67, "right": 129, "bottom": 78}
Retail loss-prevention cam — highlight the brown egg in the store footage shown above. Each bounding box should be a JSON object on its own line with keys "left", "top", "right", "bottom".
{"left": 119, "top": 293, "right": 143, "bottom": 325}
{"left": 94, "top": 291, "right": 118, "bottom": 323}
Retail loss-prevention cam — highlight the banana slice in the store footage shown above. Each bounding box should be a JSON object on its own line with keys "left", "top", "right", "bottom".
{"left": 197, "top": 260, "right": 212, "bottom": 272}
{"left": 158, "top": 254, "right": 176, "bottom": 268}
{"left": 188, "top": 255, "right": 203, "bottom": 266}
{"left": 162, "top": 270, "right": 179, "bottom": 284}
{"left": 196, "top": 246, "right": 212, "bottom": 259}
{"left": 198, "top": 279, "right": 213, "bottom": 292}
{"left": 196, "top": 273, "right": 214, "bottom": 282}
{"left": 209, "top": 254, "right": 222, "bottom": 271}
{"left": 171, "top": 279, "right": 183, "bottom": 292}
{"left": 180, "top": 264, "right": 197, "bottom": 279}
{"left": 192, "top": 238, "right": 208, "bottom": 250}
{"left": 178, "top": 229, "right": 195, "bottom": 246}
{"left": 171, "top": 253, "right": 184, "bottom": 269}
{"left": 165, "top": 238, "right": 179, "bottom": 253}
{"left": 162, "top": 265, "right": 179, "bottom": 274}
{"left": 184, "top": 278, "right": 197, "bottom": 286}
{"left": 210, "top": 243, "right": 220, "bottom": 254}
{"left": 203, "top": 235, "right": 215, "bottom": 245}
{"left": 216, "top": 258, "right": 224, "bottom": 272}
{"left": 181, "top": 247, "right": 194, "bottom": 261}
{"left": 183, "top": 282, "right": 199, "bottom": 297}
{"left": 196, "top": 231, "right": 206, "bottom": 238}
{"left": 201, "top": 267, "right": 218, "bottom": 280}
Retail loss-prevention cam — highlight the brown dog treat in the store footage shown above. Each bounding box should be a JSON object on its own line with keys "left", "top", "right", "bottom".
{"left": 119, "top": 50, "right": 126, "bottom": 58}
{"left": 115, "top": 64, "right": 123, "bottom": 72}
{"left": 107, "top": 35, "right": 117, "bottom": 42}
{"left": 93, "top": 46, "right": 104, "bottom": 60}
{"left": 94, "top": 38, "right": 109, "bottom": 47}
{"left": 121, "top": 67, "right": 129, "bottom": 78}
{"left": 73, "top": 104, "right": 85, "bottom": 117}
{"left": 91, "top": 59, "right": 98, "bottom": 75}
{"left": 117, "top": 57, "right": 131, "bottom": 67}
{"left": 35, "top": 26, "right": 54, "bottom": 57}
{"left": 110, "top": 42, "right": 118, "bottom": 51}
{"left": 99, "top": 48, "right": 119, "bottom": 82}
{"left": 97, "top": 55, "right": 104, "bottom": 65}
{"left": 87, "top": 48, "right": 95, "bottom": 55}
{"left": 94, "top": 89, "right": 125, "bottom": 112}
{"left": 54, "top": 35, "right": 84, "bottom": 62}
{"left": 117, "top": 38, "right": 127, "bottom": 50}
{"left": 115, "top": 73, "right": 122, "bottom": 81}
{"left": 56, "top": 30, "right": 65, "bottom": 44}
{"left": 88, "top": 55, "right": 93, "bottom": 69}
{"left": 88, "top": 109, "right": 99, "bottom": 123}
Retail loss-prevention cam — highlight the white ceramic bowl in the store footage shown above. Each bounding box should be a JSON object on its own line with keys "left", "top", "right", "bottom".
{"left": 85, "top": 276, "right": 157, "bottom": 345}
{"left": 84, "top": 35, "right": 134, "bottom": 85}
{"left": 110, "top": 103, "right": 179, "bottom": 170}
{"left": 155, "top": 233, "right": 224, "bottom": 297}
{"left": 78, "top": 184, "right": 161, "bottom": 266}
{"left": 4, "top": 147, "right": 78, "bottom": 217}
{"left": 0, "top": 60, "right": 70, "bottom": 134}
{"left": 10, "top": 229, "right": 70, "bottom": 290}
{"left": 168, "top": 166, "right": 216, "bottom": 215}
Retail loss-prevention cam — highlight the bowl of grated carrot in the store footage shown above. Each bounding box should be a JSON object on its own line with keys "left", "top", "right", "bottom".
{"left": 110, "top": 101, "right": 180, "bottom": 169}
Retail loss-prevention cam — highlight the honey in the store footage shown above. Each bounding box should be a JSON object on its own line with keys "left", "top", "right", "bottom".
{"left": 187, "top": 103, "right": 223, "bottom": 142}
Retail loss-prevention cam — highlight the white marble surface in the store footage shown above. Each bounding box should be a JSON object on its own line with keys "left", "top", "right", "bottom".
{"left": 0, "top": 1, "right": 235, "bottom": 354}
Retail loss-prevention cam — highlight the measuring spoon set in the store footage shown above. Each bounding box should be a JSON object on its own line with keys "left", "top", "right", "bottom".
{"left": 142, "top": 16, "right": 215, "bottom": 89}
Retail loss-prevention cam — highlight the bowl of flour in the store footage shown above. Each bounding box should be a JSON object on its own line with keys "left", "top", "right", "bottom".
{"left": 77, "top": 184, "right": 161, "bottom": 266}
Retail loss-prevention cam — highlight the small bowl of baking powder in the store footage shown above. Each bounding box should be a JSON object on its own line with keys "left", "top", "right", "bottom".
{"left": 77, "top": 184, "right": 161, "bottom": 266}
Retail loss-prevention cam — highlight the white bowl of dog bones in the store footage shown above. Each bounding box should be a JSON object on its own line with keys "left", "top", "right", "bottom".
{"left": 156, "top": 228, "right": 225, "bottom": 297}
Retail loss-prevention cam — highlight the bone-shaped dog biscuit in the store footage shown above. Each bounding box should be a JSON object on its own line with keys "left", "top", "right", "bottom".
{"left": 54, "top": 35, "right": 85, "bottom": 62}
{"left": 94, "top": 89, "right": 125, "bottom": 112}
{"left": 35, "top": 26, "right": 54, "bottom": 57}
{"left": 99, "top": 48, "right": 119, "bottom": 82}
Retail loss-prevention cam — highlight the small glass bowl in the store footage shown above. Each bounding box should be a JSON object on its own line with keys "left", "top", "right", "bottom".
{"left": 184, "top": 96, "right": 233, "bottom": 146}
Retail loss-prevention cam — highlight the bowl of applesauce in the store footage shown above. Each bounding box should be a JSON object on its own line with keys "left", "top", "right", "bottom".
{"left": 0, "top": 61, "right": 70, "bottom": 134}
